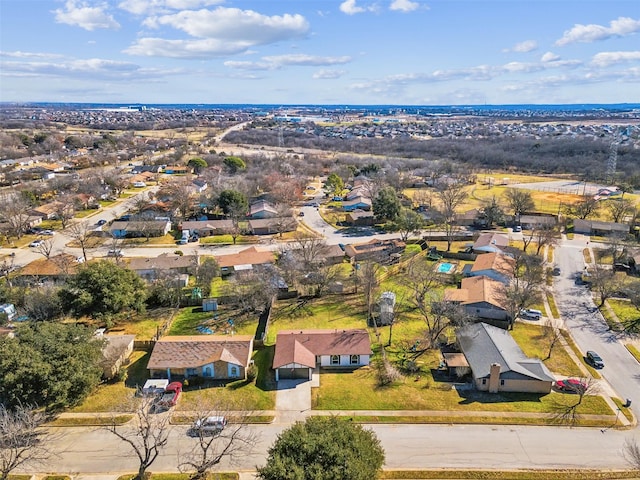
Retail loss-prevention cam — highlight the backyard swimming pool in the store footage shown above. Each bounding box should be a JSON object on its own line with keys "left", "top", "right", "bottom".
{"left": 436, "top": 262, "right": 456, "bottom": 274}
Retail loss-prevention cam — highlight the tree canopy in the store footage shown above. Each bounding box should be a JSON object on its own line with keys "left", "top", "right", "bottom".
{"left": 373, "top": 186, "right": 401, "bottom": 222}
{"left": 218, "top": 189, "right": 248, "bottom": 216}
{"left": 256, "top": 416, "right": 385, "bottom": 480}
{"left": 0, "top": 322, "right": 104, "bottom": 410}
{"left": 59, "top": 260, "right": 147, "bottom": 318}
{"left": 187, "top": 157, "right": 208, "bottom": 174}
{"left": 223, "top": 156, "right": 246, "bottom": 173}
{"left": 323, "top": 173, "right": 344, "bottom": 197}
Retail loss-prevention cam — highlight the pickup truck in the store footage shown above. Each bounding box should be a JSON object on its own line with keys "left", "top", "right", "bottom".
{"left": 151, "top": 381, "right": 182, "bottom": 412}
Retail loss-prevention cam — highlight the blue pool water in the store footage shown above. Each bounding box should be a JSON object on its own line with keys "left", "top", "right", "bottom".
{"left": 436, "top": 262, "right": 456, "bottom": 274}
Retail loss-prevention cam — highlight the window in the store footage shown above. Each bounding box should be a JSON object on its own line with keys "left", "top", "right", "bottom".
{"left": 350, "top": 355, "right": 360, "bottom": 365}
{"left": 482, "top": 378, "right": 487, "bottom": 385}
{"left": 500, "top": 379, "right": 505, "bottom": 386}
{"left": 230, "top": 366, "right": 239, "bottom": 377}
{"left": 330, "top": 355, "right": 340, "bottom": 365}
{"left": 186, "top": 368, "right": 197, "bottom": 377}
{"left": 203, "top": 366, "right": 213, "bottom": 377}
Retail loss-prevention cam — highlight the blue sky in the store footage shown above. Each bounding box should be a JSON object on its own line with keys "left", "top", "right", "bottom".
{"left": 1, "top": 0, "right": 639, "bottom": 105}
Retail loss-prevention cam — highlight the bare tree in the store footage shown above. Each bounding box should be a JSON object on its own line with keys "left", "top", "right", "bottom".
{"left": 533, "top": 224, "right": 558, "bottom": 256}
{"left": 623, "top": 438, "right": 640, "bottom": 470}
{"left": 436, "top": 181, "right": 468, "bottom": 251}
{"left": 178, "top": 401, "right": 258, "bottom": 479}
{"left": 34, "top": 238, "right": 55, "bottom": 259}
{"left": 0, "top": 191, "right": 34, "bottom": 239}
{"left": 66, "top": 221, "right": 94, "bottom": 262}
{"left": 105, "top": 393, "right": 170, "bottom": 480}
{"left": 498, "top": 253, "right": 546, "bottom": 329}
{"left": 565, "top": 197, "right": 600, "bottom": 220}
{"left": 543, "top": 320, "right": 564, "bottom": 360}
{"left": 0, "top": 404, "right": 56, "bottom": 480}
{"left": 607, "top": 198, "right": 634, "bottom": 223}
{"left": 590, "top": 261, "right": 621, "bottom": 308}
{"left": 550, "top": 377, "right": 598, "bottom": 426}
{"left": 52, "top": 197, "right": 75, "bottom": 229}
{"left": 504, "top": 188, "right": 534, "bottom": 224}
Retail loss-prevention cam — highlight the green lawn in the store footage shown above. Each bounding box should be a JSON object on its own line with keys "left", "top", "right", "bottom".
{"left": 511, "top": 323, "right": 583, "bottom": 377}
{"left": 312, "top": 369, "right": 612, "bottom": 415}
{"left": 109, "top": 309, "right": 172, "bottom": 340}
{"left": 607, "top": 298, "right": 640, "bottom": 332}
{"left": 169, "top": 305, "right": 258, "bottom": 337}
{"left": 71, "top": 351, "right": 150, "bottom": 412}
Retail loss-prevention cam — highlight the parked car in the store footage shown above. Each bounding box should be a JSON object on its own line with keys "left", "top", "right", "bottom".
{"left": 107, "top": 249, "right": 123, "bottom": 257}
{"left": 188, "top": 416, "right": 227, "bottom": 436}
{"left": 586, "top": 350, "right": 604, "bottom": 369}
{"left": 41, "top": 229, "right": 55, "bottom": 235}
{"left": 133, "top": 181, "right": 147, "bottom": 188}
{"left": 555, "top": 378, "right": 587, "bottom": 393}
{"left": 96, "top": 219, "right": 107, "bottom": 226}
{"left": 29, "top": 240, "right": 43, "bottom": 247}
{"left": 520, "top": 308, "right": 542, "bottom": 320}
{"left": 152, "top": 381, "right": 182, "bottom": 412}
{"left": 513, "top": 225, "right": 522, "bottom": 232}
{"left": 298, "top": 211, "right": 305, "bottom": 217}
{"left": 552, "top": 267, "right": 561, "bottom": 276}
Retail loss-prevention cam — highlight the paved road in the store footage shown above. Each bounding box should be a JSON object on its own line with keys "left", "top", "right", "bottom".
{"left": 28, "top": 422, "right": 634, "bottom": 474}
{"left": 554, "top": 235, "right": 640, "bottom": 410}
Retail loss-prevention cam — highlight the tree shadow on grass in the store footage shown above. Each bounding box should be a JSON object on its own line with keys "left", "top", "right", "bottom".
{"left": 456, "top": 389, "right": 546, "bottom": 405}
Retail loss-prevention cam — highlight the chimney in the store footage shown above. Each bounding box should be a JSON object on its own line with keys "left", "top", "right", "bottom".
{"left": 488, "top": 363, "right": 501, "bottom": 393}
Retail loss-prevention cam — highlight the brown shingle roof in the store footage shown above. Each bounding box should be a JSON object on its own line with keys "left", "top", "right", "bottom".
{"left": 273, "top": 329, "right": 371, "bottom": 369}
{"left": 18, "top": 254, "right": 79, "bottom": 276}
{"left": 473, "top": 232, "right": 509, "bottom": 249}
{"left": 444, "top": 275, "right": 507, "bottom": 310}
{"left": 470, "top": 252, "right": 515, "bottom": 275}
{"left": 214, "top": 246, "right": 274, "bottom": 268}
{"left": 129, "top": 253, "right": 197, "bottom": 271}
{"left": 147, "top": 335, "right": 254, "bottom": 370}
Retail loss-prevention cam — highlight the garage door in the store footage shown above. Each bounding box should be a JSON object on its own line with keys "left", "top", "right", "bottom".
{"left": 278, "top": 368, "right": 309, "bottom": 380}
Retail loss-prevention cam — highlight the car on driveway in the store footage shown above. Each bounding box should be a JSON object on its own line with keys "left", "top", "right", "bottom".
{"left": 520, "top": 308, "right": 542, "bottom": 320}
{"left": 555, "top": 378, "right": 587, "bottom": 393}
{"left": 586, "top": 350, "right": 604, "bottom": 369}
{"left": 29, "top": 239, "right": 43, "bottom": 247}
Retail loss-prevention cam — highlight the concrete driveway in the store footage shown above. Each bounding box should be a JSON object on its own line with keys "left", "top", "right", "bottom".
{"left": 275, "top": 379, "right": 311, "bottom": 422}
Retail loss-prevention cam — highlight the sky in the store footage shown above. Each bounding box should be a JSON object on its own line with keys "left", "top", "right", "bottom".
{"left": 0, "top": 0, "right": 639, "bottom": 105}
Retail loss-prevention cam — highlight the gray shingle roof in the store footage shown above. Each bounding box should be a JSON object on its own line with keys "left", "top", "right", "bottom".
{"left": 458, "top": 323, "right": 554, "bottom": 382}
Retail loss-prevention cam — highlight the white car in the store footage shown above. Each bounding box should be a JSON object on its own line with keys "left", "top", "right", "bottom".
{"left": 133, "top": 181, "right": 146, "bottom": 188}
{"left": 29, "top": 240, "right": 43, "bottom": 247}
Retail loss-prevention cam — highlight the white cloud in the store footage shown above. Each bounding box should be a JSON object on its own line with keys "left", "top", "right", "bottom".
{"left": 591, "top": 51, "right": 640, "bottom": 67}
{"left": 390, "top": 0, "right": 420, "bottom": 13}
{"left": 262, "top": 54, "right": 352, "bottom": 66}
{"left": 313, "top": 69, "right": 347, "bottom": 79}
{"left": 124, "top": 37, "right": 252, "bottom": 58}
{"left": 556, "top": 16, "right": 640, "bottom": 46}
{"left": 224, "top": 54, "right": 352, "bottom": 70}
{"left": 0, "top": 51, "right": 64, "bottom": 60}
{"left": 505, "top": 40, "right": 538, "bottom": 53}
{"left": 53, "top": 0, "right": 120, "bottom": 31}
{"left": 118, "top": 0, "right": 222, "bottom": 15}
{"left": 144, "top": 7, "right": 309, "bottom": 43}
{"left": 339, "top": 0, "right": 374, "bottom": 15}
{"left": 541, "top": 52, "right": 560, "bottom": 62}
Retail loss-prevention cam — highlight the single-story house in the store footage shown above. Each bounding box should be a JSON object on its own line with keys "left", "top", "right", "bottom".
{"left": 454, "top": 209, "right": 487, "bottom": 227}
{"left": 215, "top": 246, "right": 275, "bottom": 274}
{"left": 30, "top": 201, "right": 73, "bottom": 220}
{"left": 272, "top": 329, "right": 372, "bottom": 381}
{"left": 179, "top": 219, "right": 234, "bottom": 237}
{"left": 518, "top": 214, "right": 558, "bottom": 229}
{"left": 131, "top": 165, "right": 161, "bottom": 174}
{"left": 109, "top": 220, "right": 171, "bottom": 238}
{"left": 129, "top": 253, "right": 199, "bottom": 281}
{"left": 457, "top": 322, "right": 554, "bottom": 393}
{"left": 164, "top": 165, "right": 190, "bottom": 175}
{"left": 464, "top": 252, "right": 515, "bottom": 284}
{"left": 444, "top": 275, "right": 511, "bottom": 327}
{"left": 345, "top": 210, "right": 375, "bottom": 226}
{"left": 191, "top": 179, "right": 208, "bottom": 193}
{"left": 147, "top": 335, "right": 254, "bottom": 381}
{"left": 472, "top": 232, "right": 509, "bottom": 254}
{"left": 343, "top": 238, "right": 406, "bottom": 263}
{"left": 248, "top": 200, "right": 278, "bottom": 219}
{"left": 345, "top": 185, "right": 369, "bottom": 201}
{"left": 16, "top": 253, "right": 80, "bottom": 285}
{"left": 73, "top": 193, "right": 99, "bottom": 210}
{"left": 247, "top": 218, "right": 297, "bottom": 235}
{"left": 342, "top": 196, "right": 372, "bottom": 212}
{"left": 100, "top": 334, "right": 135, "bottom": 380}
{"left": 573, "top": 219, "right": 629, "bottom": 236}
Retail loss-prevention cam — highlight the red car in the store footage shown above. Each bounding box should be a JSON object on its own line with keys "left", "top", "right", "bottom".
{"left": 555, "top": 378, "right": 587, "bottom": 393}
{"left": 152, "top": 381, "right": 182, "bottom": 411}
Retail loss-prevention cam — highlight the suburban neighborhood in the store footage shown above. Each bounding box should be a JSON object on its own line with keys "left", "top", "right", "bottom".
{"left": 1, "top": 103, "right": 640, "bottom": 479}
